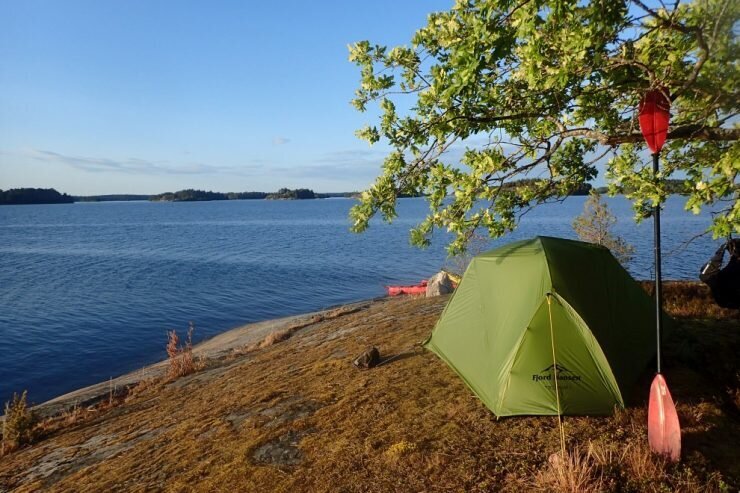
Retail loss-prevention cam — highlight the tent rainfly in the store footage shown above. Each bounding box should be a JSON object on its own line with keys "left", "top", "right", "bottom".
{"left": 424, "top": 236, "right": 664, "bottom": 416}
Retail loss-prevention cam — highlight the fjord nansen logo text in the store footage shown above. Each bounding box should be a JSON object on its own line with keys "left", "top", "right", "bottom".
{"left": 532, "top": 364, "right": 582, "bottom": 383}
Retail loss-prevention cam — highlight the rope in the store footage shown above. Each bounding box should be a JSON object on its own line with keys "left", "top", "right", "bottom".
{"left": 547, "top": 294, "right": 567, "bottom": 458}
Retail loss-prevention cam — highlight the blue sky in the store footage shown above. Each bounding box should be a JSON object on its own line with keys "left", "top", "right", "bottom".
{"left": 0, "top": 1, "right": 451, "bottom": 194}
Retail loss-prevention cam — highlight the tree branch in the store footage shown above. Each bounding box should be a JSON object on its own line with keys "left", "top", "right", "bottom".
{"left": 632, "top": 0, "right": 709, "bottom": 99}
{"left": 559, "top": 124, "right": 739, "bottom": 145}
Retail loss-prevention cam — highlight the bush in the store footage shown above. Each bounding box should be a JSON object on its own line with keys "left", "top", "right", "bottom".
{"left": 534, "top": 447, "right": 605, "bottom": 493}
{"left": 2, "top": 391, "right": 36, "bottom": 455}
{"left": 573, "top": 191, "right": 634, "bottom": 266}
{"left": 166, "top": 322, "right": 203, "bottom": 379}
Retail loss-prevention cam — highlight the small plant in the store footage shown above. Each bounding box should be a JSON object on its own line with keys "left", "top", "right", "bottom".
{"left": 384, "top": 440, "right": 417, "bottom": 463}
{"left": 260, "top": 329, "right": 293, "bottom": 348}
{"left": 166, "top": 322, "right": 203, "bottom": 379}
{"left": 534, "top": 447, "right": 605, "bottom": 493}
{"left": 621, "top": 441, "right": 667, "bottom": 487}
{"left": 125, "top": 376, "right": 159, "bottom": 402}
{"left": 573, "top": 190, "right": 634, "bottom": 266}
{"left": 62, "top": 403, "right": 85, "bottom": 426}
{"left": 2, "top": 391, "right": 37, "bottom": 455}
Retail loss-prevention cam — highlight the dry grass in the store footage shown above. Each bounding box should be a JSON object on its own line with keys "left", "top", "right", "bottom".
{"left": 166, "top": 322, "right": 204, "bottom": 379}
{"left": 259, "top": 328, "right": 293, "bottom": 348}
{"left": 124, "top": 376, "right": 161, "bottom": 402}
{"left": 14, "top": 330, "right": 202, "bottom": 447}
{"left": 383, "top": 440, "right": 417, "bottom": 463}
{"left": 59, "top": 404, "right": 85, "bottom": 427}
{"left": 534, "top": 439, "right": 731, "bottom": 493}
{"left": 29, "top": 385, "right": 140, "bottom": 444}
{"left": 533, "top": 447, "right": 605, "bottom": 493}
{"left": 1, "top": 306, "right": 364, "bottom": 459}
{"left": 1, "top": 391, "right": 36, "bottom": 456}
{"left": 0, "top": 288, "right": 737, "bottom": 492}
{"left": 641, "top": 280, "right": 740, "bottom": 320}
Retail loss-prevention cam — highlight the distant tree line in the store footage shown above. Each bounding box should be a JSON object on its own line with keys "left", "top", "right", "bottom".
{"left": 594, "top": 179, "right": 695, "bottom": 196}
{"left": 0, "top": 188, "right": 364, "bottom": 204}
{"left": 151, "top": 189, "right": 231, "bottom": 202}
{"left": 150, "top": 188, "right": 338, "bottom": 202}
{"left": 74, "top": 194, "right": 150, "bottom": 202}
{"left": 0, "top": 188, "right": 74, "bottom": 205}
{"left": 319, "top": 192, "right": 363, "bottom": 198}
{"left": 265, "top": 188, "right": 316, "bottom": 200}
{"left": 498, "top": 179, "right": 592, "bottom": 196}
{"left": 3, "top": 181, "right": 701, "bottom": 207}
{"left": 123, "top": 190, "right": 274, "bottom": 202}
{"left": 226, "top": 192, "right": 269, "bottom": 200}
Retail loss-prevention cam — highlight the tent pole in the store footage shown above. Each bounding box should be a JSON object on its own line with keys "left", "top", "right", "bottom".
{"left": 546, "top": 294, "right": 566, "bottom": 457}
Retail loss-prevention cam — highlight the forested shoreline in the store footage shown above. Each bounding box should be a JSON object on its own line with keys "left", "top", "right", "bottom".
{"left": 0, "top": 188, "right": 74, "bottom": 205}
{"left": 0, "top": 188, "right": 350, "bottom": 204}
{"left": 1, "top": 181, "right": 701, "bottom": 206}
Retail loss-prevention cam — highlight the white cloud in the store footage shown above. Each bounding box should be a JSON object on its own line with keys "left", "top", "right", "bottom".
{"left": 23, "top": 149, "right": 259, "bottom": 176}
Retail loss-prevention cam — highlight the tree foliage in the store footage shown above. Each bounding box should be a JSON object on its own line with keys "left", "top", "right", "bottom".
{"left": 348, "top": 0, "right": 739, "bottom": 254}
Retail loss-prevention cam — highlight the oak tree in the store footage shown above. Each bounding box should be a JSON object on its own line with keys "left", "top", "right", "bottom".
{"left": 349, "top": 0, "right": 738, "bottom": 253}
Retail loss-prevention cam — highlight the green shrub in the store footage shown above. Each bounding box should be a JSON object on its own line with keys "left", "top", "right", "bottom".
{"left": 2, "top": 391, "right": 36, "bottom": 454}
{"left": 573, "top": 191, "right": 634, "bottom": 266}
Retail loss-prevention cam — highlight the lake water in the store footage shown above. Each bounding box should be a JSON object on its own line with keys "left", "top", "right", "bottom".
{"left": 0, "top": 196, "right": 721, "bottom": 404}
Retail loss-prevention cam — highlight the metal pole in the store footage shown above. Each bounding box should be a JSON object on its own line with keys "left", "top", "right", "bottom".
{"left": 653, "top": 152, "right": 663, "bottom": 374}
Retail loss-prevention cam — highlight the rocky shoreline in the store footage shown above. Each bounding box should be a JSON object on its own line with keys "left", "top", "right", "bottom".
{"left": 1, "top": 284, "right": 737, "bottom": 492}
{"left": 35, "top": 298, "right": 379, "bottom": 418}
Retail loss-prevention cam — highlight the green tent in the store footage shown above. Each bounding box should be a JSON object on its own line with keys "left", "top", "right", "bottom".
{"left": 425, "top": 236, "right": 660, "bottom": 416}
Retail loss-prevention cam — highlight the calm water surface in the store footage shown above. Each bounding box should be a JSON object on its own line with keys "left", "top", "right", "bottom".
{"left": 0, "top": 197, "right": 721, "bottom": 403}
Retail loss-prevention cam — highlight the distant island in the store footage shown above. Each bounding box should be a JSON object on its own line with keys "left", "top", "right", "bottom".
{"left": 266, "top": 188, "right": 317, "bottom": 200}
{"left": 74, "top": 194, "right": 151, "bottom": 202}
{"left": 594, "top": 179, "right": 692, "bottom": 195}
{"left": 0, "top": 188, "right": 74, "bottom": 205}
{"left": 149, "top": 188, "right": 358, "bottom": 202}
{"left": 150, "top": 189, "right": 253, "bottom": 202}
{"left": 0, "top": 188, "right": 361, "bottom": 205}
{"left": 500, "top": 179, "right": 592, "bottom": 196}
{"left": 4, "top": 181, "right": 699, "bottom": 206}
